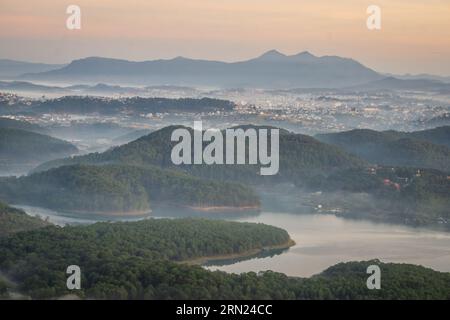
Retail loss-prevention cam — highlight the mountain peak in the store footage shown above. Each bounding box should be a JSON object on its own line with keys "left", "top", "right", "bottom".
{"left": 291, "top": 51, "right": 317, "bottom": 59}
{"left": 297, "top": 51, "right": 315, "bottom": 56}
{"left": 70, "top": 56, "right": 129, "bottom": 65}
{"left": 172, "top": 56, "right": 189, "bottom": 61}
{"left": 257, "top": 50, "right": 287, "bottom": 60}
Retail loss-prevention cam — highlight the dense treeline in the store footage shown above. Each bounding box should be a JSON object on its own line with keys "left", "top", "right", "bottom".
{"left": 32, "top": 96, "right": 235, "bottom": 115}
{"left": 0, "top": 218, "right": 292, "bottom": 299}
{"left": 305, "top": 260, "right": 450, "bottom": 300}
{"left": 0, "top": 202, "right": 49, "bottom": 237}
{"left": 0, "top": 164, "right": 260, "bottom": 213}
{"left": 46, "top": 259, "right": 448, "bottom": 300}
{"left": 0, "top": 218, "right": 291, "bottom": 262}
{"left": 1, "top": 231, "right": 449, "bottom": 301}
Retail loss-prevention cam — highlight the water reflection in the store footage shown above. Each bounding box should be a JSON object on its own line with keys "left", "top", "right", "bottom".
{"left": 202, "top": 247, "right": 290, "bottom": 267}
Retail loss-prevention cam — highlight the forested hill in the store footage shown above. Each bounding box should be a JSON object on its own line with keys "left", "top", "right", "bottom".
{"left": 0, "top": 218, "right": 291, "bottom": 262}
{"left": 0, "top": 214, "right": 448, "bottom": 299}
{"left": 309, "top": 260, "right": 450, "bottom": 300}
{"left": 22, "top": 125, "right": 450, "bottom": 226}
{"left": 0, "top": 128, "right": 78, "bottom": 164}
{"left": 34, "top": 125, "right": 365, "bottom": 183}
{"left": 0, "top": 164, "right": 260, "bottom": 214}
{"left": 0, "top": 202, "right": 50, "bottom": 237}
{"left": 0, "top": 218, "right": 294, "bottom": 299}
{"left": 316, "top": 127, "right": 450, "bottom": 172}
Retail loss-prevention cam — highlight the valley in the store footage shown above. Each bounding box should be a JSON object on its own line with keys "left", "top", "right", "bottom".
{"left": 0, "top": 54, "right": 449, "bottom": 301}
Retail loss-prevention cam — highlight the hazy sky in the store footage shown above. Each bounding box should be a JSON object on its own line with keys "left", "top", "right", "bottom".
{"left": 1, "top": 0, "right": 449, "bottom": 75}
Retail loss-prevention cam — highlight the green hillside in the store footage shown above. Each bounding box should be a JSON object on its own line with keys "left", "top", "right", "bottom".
{"left": 0, "top": 128, "right": 78, "bottom": 164}
{"left": 34, "top": 125, "right": 365, "bottom": 184}
{"left": 0, "top": 164, "right": 260, "bottom": 214}
{"left": 0, "top": 217, "right": 294, "bottom": 299}
{"left": 316, "top": 128, "right": 450, "bottom": 172}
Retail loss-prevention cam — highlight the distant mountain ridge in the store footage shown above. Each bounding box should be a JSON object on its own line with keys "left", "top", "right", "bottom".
{"left": 19, "top": 51, "right": 383, "bottom": 88}
{"left": 350, "top": 76, "right": 450, "bottom": 93}
{"left": 2, "top": 52, "right": 448, "bottom": 91}
{"left": 0, "top": 59, "right": 65, "bottom": 79}
{"left": 386, "top": 73, "right": 450, "bottom": 83}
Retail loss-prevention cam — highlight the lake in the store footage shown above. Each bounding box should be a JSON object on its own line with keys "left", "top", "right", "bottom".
{"left": 207, "top": 212, "right": 450, "bottom": 277}
{"left": 17, "top": 205, "right": 450, "bottom": 278}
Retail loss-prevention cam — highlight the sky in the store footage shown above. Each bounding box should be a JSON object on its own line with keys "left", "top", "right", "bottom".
{"left": 1, "top": 0, "right": 449, "bottom": 75}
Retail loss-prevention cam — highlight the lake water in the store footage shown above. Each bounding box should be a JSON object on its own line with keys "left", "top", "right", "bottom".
{"left": 17, "top": 205, "right": 450, "bottom": 278}
{"left": 207, "top": 212, "right": 450, "bottom": 277}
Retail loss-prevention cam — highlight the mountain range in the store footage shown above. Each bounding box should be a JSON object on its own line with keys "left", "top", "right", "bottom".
{"left": 2, "top": 51, "right": 450, "bottom": 90}
{"left": 7, "top": 50, "right": 384, "bottom": 88}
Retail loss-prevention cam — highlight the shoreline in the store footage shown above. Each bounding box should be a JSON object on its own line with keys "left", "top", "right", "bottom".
{"left": 13, "top": 204, "right": 153, "bottom": 218}
{"left": 181, "top": 238, "right": 296, "bottom": 266}
{"left": 16, "top": 203, "right": 261, "bottom": 218}
{"left": 184, "top": 205, "right": 261, "bottom": 212}
{"left": 58, "top": 209, "right": 152, "bottom": 217}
